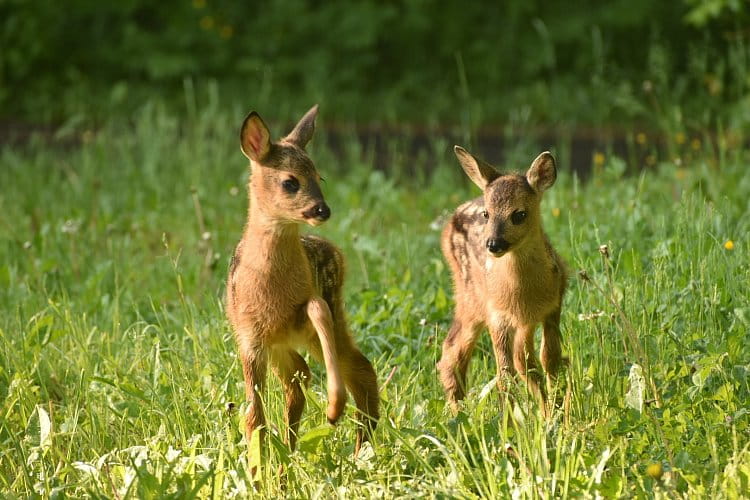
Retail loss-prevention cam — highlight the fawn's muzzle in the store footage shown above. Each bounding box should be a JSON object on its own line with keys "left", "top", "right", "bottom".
{"left": 486, "top": 237, "right": 510, "bottom": 254}
{"left": 305, "top": 202, "right": 330, "bottom": 221}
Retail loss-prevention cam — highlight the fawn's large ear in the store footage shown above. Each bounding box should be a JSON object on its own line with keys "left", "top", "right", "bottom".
{"left": 240, "top": 112, "right": 271, "bottom": 162}
{"left": 526, "top": 151, "right": 557, "bottom": 192}
{"left": 284, "top": 104, "right": 318, "bottom": 148}
{"left": 454, "top": 145, "right": 500, "bottom": 190}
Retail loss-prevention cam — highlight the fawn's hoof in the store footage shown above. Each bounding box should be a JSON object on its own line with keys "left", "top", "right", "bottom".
{"left": 327, "top": 413, "right": 342, "bottom": 425}
{"left": 327, "top": 403, "right": 345, "bottom": 425}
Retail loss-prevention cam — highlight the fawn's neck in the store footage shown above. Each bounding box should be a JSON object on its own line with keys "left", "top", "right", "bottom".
{"left": 243, "top": 207, "right": 305, "bottom": 273}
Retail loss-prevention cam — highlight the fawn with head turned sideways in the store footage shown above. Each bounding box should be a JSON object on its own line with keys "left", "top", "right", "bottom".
{"left": 437, "top": 146, "right": 567, "bottom": 414}
{"left": 225, "top": 105, "right": 379, "bottom": 471}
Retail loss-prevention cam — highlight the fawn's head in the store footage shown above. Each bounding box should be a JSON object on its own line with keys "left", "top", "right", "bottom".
{"left": 454, "top": 146, "right": 557, "bottom": 257}
{"left": 240, "top": 105, "right": 330, "bottom": 226}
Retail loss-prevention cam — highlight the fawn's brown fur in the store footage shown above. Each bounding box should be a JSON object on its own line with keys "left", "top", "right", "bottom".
{"left": 437, "top": 146, "right": 567, "bottom": 413}
{"left": 225, "top": 106, "right": 379, "bottom": 469}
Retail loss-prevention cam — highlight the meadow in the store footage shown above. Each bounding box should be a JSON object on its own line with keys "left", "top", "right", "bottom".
{"left": 1, "top": 94, "right": 749, "bottom": 498}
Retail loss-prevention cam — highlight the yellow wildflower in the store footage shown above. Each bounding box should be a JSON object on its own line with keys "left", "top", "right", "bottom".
{"left": 675, "top": 132, "right": 686, "bottom": 145}
{"left": 636, "top": 132, "right": 647, "bottom": 145}
{"left": 593, "top": 152, "right": 605, "bottom": 167}
{"left": 646, "top": 462, "right": 663, "bottom": 480}
{"left": 724, "top": 240, "right": 734, "bottom": 251}
{"left": 551, "top": 207, "right": 561, "bottom": 218}
{"left": 690, "top": 138, "right": 701, "bottom": 151}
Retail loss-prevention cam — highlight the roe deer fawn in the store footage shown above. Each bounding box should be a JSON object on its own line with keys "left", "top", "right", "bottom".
{"left": 437, "top": 146, "right": 567, "bottom": 414}
{"left": 225, "top": 106, "right": 379, "bottom": 472}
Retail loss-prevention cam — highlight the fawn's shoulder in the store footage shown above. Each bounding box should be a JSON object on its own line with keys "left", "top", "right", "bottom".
{"left": 441, "top": 197, "right": 489, "bottom": 282}
{"left": 444, "top": 197, "right": 485, "bottom": 235}
{"left": 443, "top": 197, "right": 486, "bottom": 245}
{"left": 543, "top": 233, "right": 568, "bottom": 286}
{"left": 301, "top": 235, "right": 345, "bottom": 296}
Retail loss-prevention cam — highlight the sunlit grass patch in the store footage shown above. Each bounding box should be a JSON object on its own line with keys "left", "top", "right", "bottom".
{"left": 1, "top": 102, "right": 749, "bottom": 497}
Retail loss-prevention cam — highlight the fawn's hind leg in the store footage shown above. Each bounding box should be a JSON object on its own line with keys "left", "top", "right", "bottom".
{"left": 437, "top": 318, "right": 482, "bottom": 412}
{"left": 339, "top": 344, "right": 380, "bottom": 455}
{"left": 270, "top": 347, "right": 312, "bottom": 450}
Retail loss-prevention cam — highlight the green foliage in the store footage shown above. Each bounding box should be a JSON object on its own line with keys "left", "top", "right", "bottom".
{"left": 684, "top": 0, "right": 748, "bottom": 26}
{"left": 2, "top": 0, "right": 749, "bottom": 127}
{"left": 1, "top": 96, "right": 749, "bottom": 496}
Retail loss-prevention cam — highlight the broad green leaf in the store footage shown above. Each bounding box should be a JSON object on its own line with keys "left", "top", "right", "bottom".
{"left": 297, "top": 425, "right": 333, "bottom": 454}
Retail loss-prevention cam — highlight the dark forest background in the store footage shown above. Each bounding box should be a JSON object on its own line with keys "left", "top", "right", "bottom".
{"left": 2, "top": 0, "right": 749, "bottom": 133}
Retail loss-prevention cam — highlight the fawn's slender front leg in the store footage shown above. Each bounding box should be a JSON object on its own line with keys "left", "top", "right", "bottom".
{"left": 307, "top": 296, "right": 347, "bottom": 424}
{"left": 488, "top": 317, "right": 516, "bottom": 394}
{"left": 240, "top": 342, "right": 268, "bottom": 476}
{"left": 340, "top": 344, "right": 380, "bottom": 455}
{"left": 270, "top": 347, "right": 312, "bottom": 450}
{"left": 513, "top": 324, "right": 547, "bottom": 409}
{"left": 437, "top": 318, "right": 482, "bottom": 413}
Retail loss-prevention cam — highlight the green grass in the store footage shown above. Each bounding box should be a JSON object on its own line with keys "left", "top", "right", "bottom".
{"left": 1, "top": 100, "right": 749, "bottom": 498}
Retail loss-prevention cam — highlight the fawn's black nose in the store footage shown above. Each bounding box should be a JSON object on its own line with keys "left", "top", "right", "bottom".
{"left": 486, "top": 238, "right": 510, "bottom": 254}
{"left": 314, "top": 202, "right": 330, "bottom": 221}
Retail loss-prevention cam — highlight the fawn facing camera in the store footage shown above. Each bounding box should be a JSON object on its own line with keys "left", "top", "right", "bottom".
{"left": 437, "top": 146, "right": 568, "bottom": 415}
{"left": 225, "top": 106, "right": 379, "bottom": 478}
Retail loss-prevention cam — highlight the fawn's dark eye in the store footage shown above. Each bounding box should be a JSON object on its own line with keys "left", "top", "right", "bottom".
{"left": 511, "top": 210, "right": 527, "bottom": 225}
{"left": 481, "top": 210, "right": 489, "bottom": 219}
{"left": 281, "top": 177, "right": 299, "bottom": 193}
